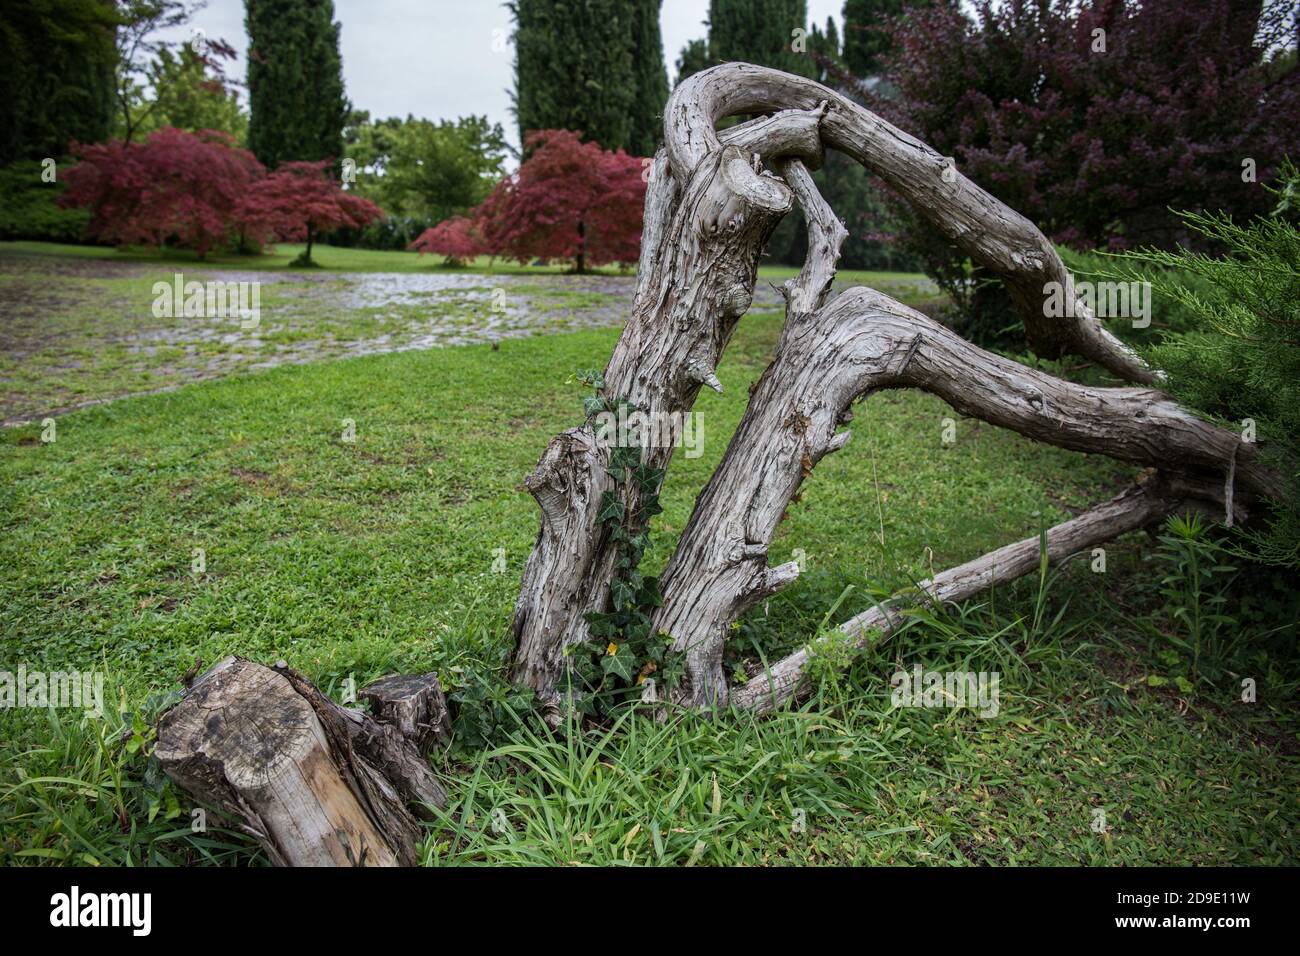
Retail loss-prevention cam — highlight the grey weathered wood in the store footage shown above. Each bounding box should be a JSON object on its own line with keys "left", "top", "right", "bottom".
{"left": 156, "top": 657, "right": 447, "bottom": 866}
{"left": 665, "top": 62, "right": 1156, "bottom": 384}
{"left": 508, "top": 62, "right": 1284, "bottom": 711}
{"left": 730, "top": 474, "right": 1245, "bottom": 712}
{"left": 360, "top": 673, "right": 452, "bottom": 755}
{"left": 719, "top": 106, "right": 826, "bottom": 170}
{"left": 775, "top": 154, "right": 847, "bottom": 317}
{"left": 654, "top": 283, "right": 1275, "bottom": 705}
{"left": 510, "top": 137, "right": 801, "bottom": 716}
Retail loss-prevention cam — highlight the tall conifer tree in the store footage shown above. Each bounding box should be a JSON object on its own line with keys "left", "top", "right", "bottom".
{"left": 627, "top": 0, "right": 669, "bottom": 156}
{"left": 511, "top": 0, "right": 635, "bottom": 151}
{"left": 841, "top": 0, "right": 908, "bottom": 77}
{"left": 246, "top": 0, "right": 347, "bottom": 169}
{"left": 0, "top": 0, "right": 116, "bottom": 161}
{"left": 708, "top": 0, "right": 809, "bottom": 76}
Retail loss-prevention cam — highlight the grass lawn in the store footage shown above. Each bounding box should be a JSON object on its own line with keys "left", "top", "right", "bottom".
{"left": 1, "top": 291, "right": 1295, "bottom": 865}
{"left": 0, "top": 240, "right": 602, "bottom": 275}
{"left": 0, "top": 240, "right": 931, "bottom": 287}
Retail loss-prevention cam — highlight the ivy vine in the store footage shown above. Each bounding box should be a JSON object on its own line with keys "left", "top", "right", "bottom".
{"left": 564, "top": 368, "right": 684, "bottom": 717}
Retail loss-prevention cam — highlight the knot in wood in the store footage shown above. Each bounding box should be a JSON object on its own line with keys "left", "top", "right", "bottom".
{"left": 720, "top": 283, "right": 753, "bottom": 318}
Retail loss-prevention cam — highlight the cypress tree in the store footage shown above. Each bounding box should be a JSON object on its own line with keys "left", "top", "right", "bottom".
{"left": 627, "top": 0, "right": 668, "bottom": 156}
{"left": 825, "top": 15, "right": 840, "bottom": 52}
{"left": 0, "top": 0, "right": 116, "bottom": 161}
{"left": 675, "top": 38, "right": 711, "bottom": 86}
{"left": 246, "top": 0, "right": 347, "bottom": 169}
{"left": 510, "top": 0, "right": 637, "bottom": 151}
{"left": 841, "top": 0, "right": 906, "bottom": 77}
{"left": 708, "top": 0, "right": 809, "bottom": 76}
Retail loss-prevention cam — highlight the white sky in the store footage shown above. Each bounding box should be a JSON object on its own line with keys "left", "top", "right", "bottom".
{"left": 169, "top": 0, "right": 847, "bottom": 151}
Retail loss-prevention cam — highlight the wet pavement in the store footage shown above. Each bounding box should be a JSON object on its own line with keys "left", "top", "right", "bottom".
{"left": 0, "top": 252, "right": 932, "bottom": 424}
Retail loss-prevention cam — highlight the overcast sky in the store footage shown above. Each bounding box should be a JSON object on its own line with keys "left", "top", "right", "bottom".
{"left": 169, "top": 0, "right": 847, "bottom": 151}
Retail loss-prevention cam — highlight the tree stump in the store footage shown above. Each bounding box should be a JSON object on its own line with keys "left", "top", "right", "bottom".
{"left": 155, "top": 657, "right": 449, "bottom": 867}
{"left": 360, "top": 673, "right": 452, "bottom": 756}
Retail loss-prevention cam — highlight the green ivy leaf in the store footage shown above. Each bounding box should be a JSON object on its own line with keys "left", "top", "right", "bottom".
{"left": 611, "top": 446, "right": 640, "bottom": 471}
{"left": 611, "top": 577, "right": 636, "bottom": 612}
{"left": 601, "top": 644, "right": 638, "bottom": 682}
{"left": 638, "top": 575, "right": 663, "bottom": 608}
{"left": 597, "top": 494, "right": 625, "bottom": 523}
{"left": 634, "top": 466, "right": 664, "bottom": 493}
{"left": 584, "top": 611, "right": 620, "bottom": 637}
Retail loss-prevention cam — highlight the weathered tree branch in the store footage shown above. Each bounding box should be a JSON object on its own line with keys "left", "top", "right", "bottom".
{"left": 511, "top": 141, "right": 796, "bottom": 713}
{"left": 653, "top": 153, "right": 850, "bottom": 705}
{"left": 667, "top": 63, "right": 1156, "bottom": 384}
{"left": 730, "top": 473, "right": 1244, "bottom": 712}
{"left": 775, "top": 154, "right": 848, "bottom": 317}
{"left": 719, "top": 106, "right": 826, "bottom": 170}
{"left": 653, "top": 285, "right": 1275, "bottom": 706}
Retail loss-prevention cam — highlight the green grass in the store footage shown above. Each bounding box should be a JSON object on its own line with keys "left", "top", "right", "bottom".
{"left": 0, "top": 243, "right": 938, "bottom": 427}
{"left": 0, "top": 240, "right": 586, "bottom": 274}
{"left": 1, "top": 303, "right": 1295, "bottom": 866}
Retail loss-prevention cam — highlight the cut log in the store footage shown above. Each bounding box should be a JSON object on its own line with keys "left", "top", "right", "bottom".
{"left": 155, "top": 657, "right": 448, "bottom": 866}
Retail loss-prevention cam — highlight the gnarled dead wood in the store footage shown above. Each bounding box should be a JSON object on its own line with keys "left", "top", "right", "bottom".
{"left": 775, "top": 155, "right": 848, "bottom": 317}
{"left": 666, "top": 63, "right": 1156, "bottom": 384}
{"left": 654, "top": 283, "right": 1275, "bottom": 706}
{"left": 511, "top": 138, "right": 801, "bottom": 713}
{"left": 155, "top": 657, "right": 448, "bottom": 866}
{"left": 730, "top": 473, "right": 1243, "bottom": 712}
{"left": 509, "top": 62, "right": 1278, "bottom": 710}
{"left": 149, "top": 62, "right": 1286, "bottom": 871}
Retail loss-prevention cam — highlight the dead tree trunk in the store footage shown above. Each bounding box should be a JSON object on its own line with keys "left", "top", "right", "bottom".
{"left": 509, "top": 62, "right": 1282, "bottom": 712}
{"left": 510, "top": 140, "right": 799, "bottom": 712}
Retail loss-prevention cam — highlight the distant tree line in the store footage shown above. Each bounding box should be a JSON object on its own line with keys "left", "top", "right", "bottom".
{"left": 6, "top": 0, "right": 1294, "bottom": 285}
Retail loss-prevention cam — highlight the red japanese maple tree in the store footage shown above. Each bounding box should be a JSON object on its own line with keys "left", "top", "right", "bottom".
{"left": 236, "top": 160, "right": 384, "bottom": 266}
{"left": 410, "top": 130, "right": 646, "bottom": 273}
{"left": 60, "top": 127, "right": 264, "bottom": 257}
{"left": 409, "top": 215, "right": 484, "bottom": 266}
